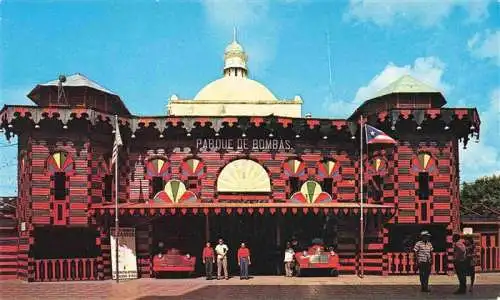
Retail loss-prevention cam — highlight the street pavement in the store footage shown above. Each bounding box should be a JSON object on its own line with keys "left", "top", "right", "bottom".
{"left": 0, "top": 274, "right": 499, "bottom": 300}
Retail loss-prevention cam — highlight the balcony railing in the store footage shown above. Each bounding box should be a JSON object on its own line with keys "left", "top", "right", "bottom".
{"left": 387, "top": 252, "right": 447, "bottom": 275}
{"left": 480, "top": 247, "right": 499, "bottom": 272}
{"left": 34, "top": 258, "right": 98, "bottom": 281}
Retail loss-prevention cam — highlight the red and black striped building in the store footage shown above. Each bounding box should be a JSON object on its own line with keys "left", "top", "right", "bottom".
{"left": 0, "top": 39, "right": 493, "bottom": 281}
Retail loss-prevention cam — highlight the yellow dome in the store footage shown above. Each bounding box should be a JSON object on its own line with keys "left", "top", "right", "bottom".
{"left": 194, "top": 76, "right": 278, "bottom": 102}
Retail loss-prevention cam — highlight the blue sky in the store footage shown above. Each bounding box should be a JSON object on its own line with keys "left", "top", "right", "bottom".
{"left": 0, "top": 0, "right": 499, "bottom": 195}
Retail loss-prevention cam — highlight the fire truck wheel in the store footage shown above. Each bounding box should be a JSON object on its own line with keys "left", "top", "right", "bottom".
{"left": 330, "top": 269, "right": 339, "bottom": 277}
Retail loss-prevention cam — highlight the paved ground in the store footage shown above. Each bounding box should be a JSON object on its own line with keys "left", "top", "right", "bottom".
{"left": 1, "top": 274, "right": 499, "bottom": 300}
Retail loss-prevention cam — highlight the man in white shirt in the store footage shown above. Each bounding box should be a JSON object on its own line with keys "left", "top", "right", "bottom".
{"left": 284, "top": 242, "right": 295, "bottom": 277}
{"left": 215, "top": 238, "right": 229, "bottom": 279}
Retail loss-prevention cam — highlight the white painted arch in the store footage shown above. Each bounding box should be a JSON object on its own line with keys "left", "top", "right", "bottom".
{"left": 217, "top": 159, "right": 271, "bottom": 193}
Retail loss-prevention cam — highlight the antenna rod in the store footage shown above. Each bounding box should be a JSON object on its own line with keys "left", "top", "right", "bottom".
{"left": 326, "top": 28, "right": 333, "bottom": 102}
{"left": 57, "top": 75, "right": 67, "bottom": 104}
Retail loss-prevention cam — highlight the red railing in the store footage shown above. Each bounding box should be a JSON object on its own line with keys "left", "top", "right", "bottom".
{"left": 34, "top": 258, "right": 98, "bottom": 281}
{"left": 387, "top": 252, "right": 447, "bottom": 275}
{"left": 480, "top": 247, "right": 499, "bottom": 272}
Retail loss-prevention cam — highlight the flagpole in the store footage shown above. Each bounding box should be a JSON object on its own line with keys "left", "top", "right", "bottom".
{"left": 114, "top": 115, "right": 120, "bottom": 283}
{"left": 359, "top": 114, "right": 364, "bottom": 278}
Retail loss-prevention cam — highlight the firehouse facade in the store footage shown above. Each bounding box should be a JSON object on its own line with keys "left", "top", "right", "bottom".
{"left": 0, "top": 37, "right": 487, "bottom": 282}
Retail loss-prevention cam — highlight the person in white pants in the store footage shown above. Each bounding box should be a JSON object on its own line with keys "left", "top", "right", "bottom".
{"left": 215, "top": 238, "right": 229, "bottom": 279}
{"left": 284, "top": 242, "right": 295, "bottom": 277}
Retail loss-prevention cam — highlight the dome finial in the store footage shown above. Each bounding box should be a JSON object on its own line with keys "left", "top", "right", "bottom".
{"left": 224, "top": 28, "right": 248, "bottom": 77}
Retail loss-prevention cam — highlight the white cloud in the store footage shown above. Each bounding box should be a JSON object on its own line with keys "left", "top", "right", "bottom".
{"left": 0, "top": 138, "right": 18, "bottom": 196}
{"left": 345, "top": 0, "right": 492, "bottom": 27}
{"left": 322, "top": 98, "right": 359, "bottom": 119}
{"left": 0, "top": 86, "right": 33, "bottom": 106}
{"left": 324, "top": 56, "right": 450, "bottom": 118}
{"left": 460, "top": 87, "right": 500, "bottom": 182}
{"left": 460, "top": 142, "right": 500, "bottom": 181}
{"left": 201, "top": 0, "right": 279, "bottom": 76}
{"left": 467, "top": 29, "right": 500, "bottom": 66}
{"left": 355, "top": 57, "right": 450, "bottom": 101}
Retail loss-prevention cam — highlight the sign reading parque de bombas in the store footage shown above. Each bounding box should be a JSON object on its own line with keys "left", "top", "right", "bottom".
{"left": 196, "top": 138, "right": 293, "bottom": 151}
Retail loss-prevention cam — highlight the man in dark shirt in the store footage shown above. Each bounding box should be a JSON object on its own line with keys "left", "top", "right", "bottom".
{"left": 453, "top": 234, "right": 467, "bottom": 294}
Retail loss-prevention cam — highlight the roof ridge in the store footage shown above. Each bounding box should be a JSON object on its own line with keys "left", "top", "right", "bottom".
{"left": 373, "top": 74, "right": 442, "bottom": 99}
{"left": 39, "top": 73, "right": 118, "bottom": 96}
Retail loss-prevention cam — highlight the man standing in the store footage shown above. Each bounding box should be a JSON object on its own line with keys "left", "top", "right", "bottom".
{"left": 237, "top": 242, "right": 251, "bottom": 280}
{"left": 464, "top": 235, "right": 476, "bottom": 293}
{"left": 202, "top": 242, "right": 215, "bottom": 280}
{"left": 215, "top": 238, "right": 229, "bottom": 280}
{"left": 284, "top": 242, "right": 295, "bottom": 277}
{"left": 453, "top": 233, "right": 467, "bottom": 294}
{"left": 413, "top": 231, "right": 433, "bottom": 292}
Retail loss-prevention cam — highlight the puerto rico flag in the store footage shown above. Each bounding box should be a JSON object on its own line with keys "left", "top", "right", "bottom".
{"left": 365, "top": 124, "right": 396, "bottom": 144}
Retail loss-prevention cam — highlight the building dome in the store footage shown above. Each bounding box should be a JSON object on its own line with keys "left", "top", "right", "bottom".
{"left": 193, "top": 30, "right": 277, "bottom": 102}
{"left": 194, "top": 76, "right": 278, "bottom": 102}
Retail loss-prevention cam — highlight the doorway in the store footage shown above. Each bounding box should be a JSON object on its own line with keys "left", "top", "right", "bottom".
{"left": 208, "top": 212, "right": 340, "bottom": 276}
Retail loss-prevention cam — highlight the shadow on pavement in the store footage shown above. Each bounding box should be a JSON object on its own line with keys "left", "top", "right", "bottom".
{"left": 137, "top": 284, "right": 500, "bottom": 300}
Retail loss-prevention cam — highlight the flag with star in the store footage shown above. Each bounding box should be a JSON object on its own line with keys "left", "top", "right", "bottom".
{"left": 365, "top": 124, "right": 396, "bottom": 144}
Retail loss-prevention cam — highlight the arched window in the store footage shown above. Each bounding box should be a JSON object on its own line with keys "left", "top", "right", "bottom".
{"left": 47, "top": 152, "right": 74, "bottom": 200}
{"left": 367, "top": 157, "right": 387, "bottom": 203}
{"left": 283, "top": 159, "right": 306, "bottom": 196}
{"left": 317, "top": 160, "right": 341, "bottom": 195}
{"left": 412, "top": 152, "right": 436, "bottom": 200}
{"left": 217, "top": 159, "right": 271, "bottom": 193}
{"left": 145, "top": 157, "right": 170, "bottom": 198}
{"left": 46, "top": 152, "right": 74, "bottom": 225}
{"left": 181, "top": 158, "right": 205, "bottom": 190}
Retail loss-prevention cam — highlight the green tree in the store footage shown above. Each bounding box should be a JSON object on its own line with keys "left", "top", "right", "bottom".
{"left": 461, "top": 175, "right": 500, "bottom": 214}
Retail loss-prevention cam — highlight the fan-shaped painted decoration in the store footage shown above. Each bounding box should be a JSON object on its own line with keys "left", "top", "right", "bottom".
{"left": 283, "top": 159, "right": 306, "bottom": 177}
{"left": 412, "top": 152, "right": 436, "bottom": 173}
{"left": 181, "top": 158, "right": 205, "bottom": 177}
{"left": 289, "top": 180, "right": 332, "bottom": 204}
{"left": 317, "top": 160, "right": 340, "bottom": 179}
{"left": 154, "top": 179, "right": 198, "bottom": 203}
{"left": 146, "top": 158, "right": 170, "bottom": 179}
{"left": 217, "top": 159, "right": 271, "bottom": 193}
{"left": 47, "top": 152, "right": 74, "bottom": 174}
{"left": 367, "top": 157, "right": 387, "bottom": 176}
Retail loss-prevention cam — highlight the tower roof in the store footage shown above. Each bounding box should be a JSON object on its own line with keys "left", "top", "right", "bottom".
{"left": 27, "top": 73, "right": 130, "bottom": 115}
{"left": 374, "top": 75, "right": 442, "bottom": 99}
{"left": 348, "top": 75, "right": 446, "bottom": 120}
{"left": 37, "top": 73, "right": 118, "bottom": 96}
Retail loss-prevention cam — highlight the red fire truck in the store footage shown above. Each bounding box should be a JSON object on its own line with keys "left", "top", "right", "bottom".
{"left": 294, "top": 243, "right": 340, "bottom": 277}
{"left": 152, "top": 248, "right": 196, "bottom": 277}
